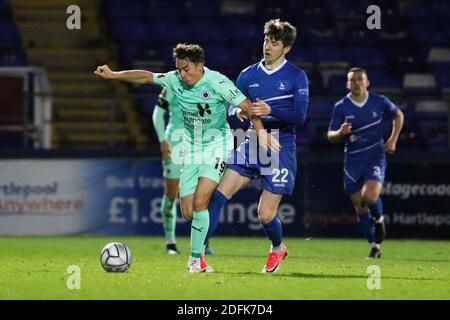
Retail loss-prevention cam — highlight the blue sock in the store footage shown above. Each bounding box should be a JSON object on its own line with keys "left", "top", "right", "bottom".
{"left": 204, "top": 189, "right": 228, "bottom": 245}
{"left": 369, "top": 198, "right": 383, "bottom": 220}
{"left": 262, "top": 217, "right": 283, "bottom": 247}
{"left": 358, "top": 212, "right": 375, "bottom": 243}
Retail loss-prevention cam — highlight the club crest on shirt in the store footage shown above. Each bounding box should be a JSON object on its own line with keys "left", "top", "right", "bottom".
{"left": 278, "top": 80, "right": 288, "bottom": 90}
{"left": 200, "top": 90, "right": 210, "bottom": 100}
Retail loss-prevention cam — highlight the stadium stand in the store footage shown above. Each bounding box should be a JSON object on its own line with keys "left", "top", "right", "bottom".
{"left": 0, "top": 0, "right": 448, "bottom": 153}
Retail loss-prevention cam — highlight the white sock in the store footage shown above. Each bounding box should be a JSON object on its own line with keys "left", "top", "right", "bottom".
{"left": 375, "top": 216, "right": 384, "bottom": 224}
{"left": 272, "top": 244, "right": 283, "bottom": 252}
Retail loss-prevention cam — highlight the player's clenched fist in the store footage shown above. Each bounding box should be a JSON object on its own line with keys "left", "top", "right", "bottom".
{"left": 94, "top": 65, "right": 115, "bottom": 79}
{"left": 339, "top": 121, "right": 352, "bottom": 136}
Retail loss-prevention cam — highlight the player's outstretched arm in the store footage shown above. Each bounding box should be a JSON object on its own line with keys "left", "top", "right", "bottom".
{"left": 238, "top": 99, "right": 281, "bottom": 152}
{"left": 94, "top": 64, "right": 154, "bottom": 84}
{"left": 327, "top": 121, "right": 352, "bottom": 143}
{"left": 384, "top": 109, "right": 404, "bottom": 154}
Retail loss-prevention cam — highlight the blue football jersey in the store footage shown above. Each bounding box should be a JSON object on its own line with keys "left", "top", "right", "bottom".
{"left": 328, "top": 92, "right": 399, "bottom": 160}
{"left": 235, "top": 59, "right": 309, "bottom": 149}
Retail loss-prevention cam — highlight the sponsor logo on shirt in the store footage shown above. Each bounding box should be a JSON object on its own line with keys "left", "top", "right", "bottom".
{"left": 197, "top": 103, "right": 211, "bottom": 117}
{"left": 372, "top": 111, "right": 378, "bottom": 118}
{"left": 345, "top": 115, "right": 355, "bottom": 120}
{"left": 298, "top": 88, "right": 309, "bottom": 95}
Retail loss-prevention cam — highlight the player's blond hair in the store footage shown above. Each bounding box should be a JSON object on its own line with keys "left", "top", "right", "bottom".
{"left": 264, "top": 19, "right": 297, "bottom": 48}
{"left": 172, "top": 43, "right": 205, "bottom": 64}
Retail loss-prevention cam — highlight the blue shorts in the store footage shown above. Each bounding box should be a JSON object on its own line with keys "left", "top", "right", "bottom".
{"left": 343, "top": 156, "right": 386, "bottom": 194}
{"left": 227, "top": 141, "right": 297, "bottom": 195}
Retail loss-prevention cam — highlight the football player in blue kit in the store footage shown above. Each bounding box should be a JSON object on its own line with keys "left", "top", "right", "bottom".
{"left": 204, "top": 19, "right": 309, "bottom": 273}
{"left": 328, "top": 67, "right": 404, "bottom": 258}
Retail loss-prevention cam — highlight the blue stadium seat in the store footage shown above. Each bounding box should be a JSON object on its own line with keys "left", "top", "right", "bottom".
{"left": 431, "top": 0, "right": 450, "bottom": 21}
{"left": 306, "top": 26, "right": 339, "bottom": 45}
{"left": 0, "top": 0, "right": 11, "bottom": 20}
{"left": 203, "top": 44, "right": 239, "bottom": 69}
{"left": 104, "top": 0, "right": 145, "bottom": 18}
{"left": 295, "top": 123, "right": 311, "bottom": 154}
{"left": 0, "top": 22, "right": 21, "bottom": 48}
{"left": 325, "top": 0, "right": 362, "bottom": 18}
{"left": 403, "top": 2, "right": 435, "bottom": 21}
{"left": 145, "top": 1, "right": 182, "bottom": 19}
{"left": 366, "top": 69, "right": 402, "bottom": 91}
{"left": 327, "top": 74, "right": 348, "bottom": 96}
{"left": 432, "top": 67, "right": 450, "bottom": 93}
{"left": 112, "top": 20, "right": 157, "bottom": 45}
{"left": 0, "top": 47, "right": 27, "bottom": 66}
{"left": 224, "top": 20, "right": 262, "bottom": 44}
{"left": 310, "top": 46, "right": 345, "bottom": 64}
{"left": 184, "top": 0, "right": 220, "bottom": 19}
{"left": 403, "top": 73, "right": 438, "bottom": 96}
{"left": 306, "top": 118, "right": 333, "bottom": 151}
{"left": 415, "top": 101, "right": 449, "bottom": 152}
{"left": 151, "top": 20, "right": 190, "bottom": 44}
{"left": 409, "top": 23, "right": 449, "bottom": 46}
{"left": 344, "top": 46, "right": 386, "bottom": 68}
{"left": 307, "top": 99, "right": 334, "bottom": 120}
{"left": 184, "top": 21, "right": 227, "bottom": 43}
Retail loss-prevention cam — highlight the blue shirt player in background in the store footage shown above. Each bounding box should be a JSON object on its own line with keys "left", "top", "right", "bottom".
{"left": 328, "top": 67, "right": 404, "bottom": 258}
{"left": 204, "top": 19, "right": 309, "bottom": 273}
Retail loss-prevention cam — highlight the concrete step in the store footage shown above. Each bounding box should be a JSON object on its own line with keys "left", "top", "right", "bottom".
{"left": 53, "top": 122, "right": 130, "bottom": 135}
{"left": 51, "top": 82, "right": 112, "bottom": 93}
{"left": 53, "top": 109, "right": 125, "bottom": 122}
{"left": 52, "top": 133, "right": 132, "bottom": 146}
{"left": 28, "top": 48, "right": 109, "bottom": 62}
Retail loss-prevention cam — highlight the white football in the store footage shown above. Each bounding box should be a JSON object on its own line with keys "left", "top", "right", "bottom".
{"left": 100, "top": 242, "right": 132, "bottom": 272}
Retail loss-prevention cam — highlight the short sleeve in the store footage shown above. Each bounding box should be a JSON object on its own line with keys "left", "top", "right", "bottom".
{"left": 213, "top": 74, "right": 247, "bottom": 107}
{"left": 328, "top": 103, "right": 345, "bottom": 132}
{"left": 152, "top": 71, "right": 177, "bottom": 90}
{"left": 381, "top": 95, "right": 399, "bottom": 118}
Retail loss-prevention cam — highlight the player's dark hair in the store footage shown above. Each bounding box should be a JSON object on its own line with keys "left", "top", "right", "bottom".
{"left": 173, "top": 43, "right": 205, "bottom": 64}
{"left": 264, "top": 19, "right": 297, "bottom": 48}
{"left": 348, "top": 67, "right": 368, "bottom": 76}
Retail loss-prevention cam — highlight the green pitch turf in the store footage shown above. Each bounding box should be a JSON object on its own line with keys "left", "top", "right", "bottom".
{"left": 0, "top": 236, "right": 448, "bottom": 300}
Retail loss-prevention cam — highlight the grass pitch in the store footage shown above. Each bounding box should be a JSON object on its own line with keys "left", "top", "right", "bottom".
{"left": 0, "top": 236, "right": 448, "bottom": 300}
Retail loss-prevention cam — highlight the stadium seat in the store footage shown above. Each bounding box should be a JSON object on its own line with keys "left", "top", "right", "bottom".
{"left": 366, "top": 69, "right": 402, "bottom": 95}
{"left": 0, "top": 47, "right": 27, "bottom": 66}
{"left": 430, "top": 0, "right": 450, "bottom": 21}
{"left": 327, "top": 74, "right": 349, "bottom": 96}
{"left": 104, "top": 0, "right": 145, "bottom": 18}
{"left": 0, "top": 22, "right": 21, "bottom": 48}
{"left": 403, "top": 73, "right": 438, "bottom": 96}
{"left": 220, "top": 0, "right": 256, "bottom": 18}
{"left": 427, "top": 48, "right": 450, "bottom": 67}
{"left": 409, "top": 23, "right": 449, "bottom": 46}
{"left": 415, "top": 100, "right": 449, "bottom": 152}
{"left": 0, "top": 0, "right": 11, "bottom": 20}
{"left": 184, "top": 0, "right": 220, "bottom": 19}
{"left": 307, "top": 99, "right": 334, "bottom": 120}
